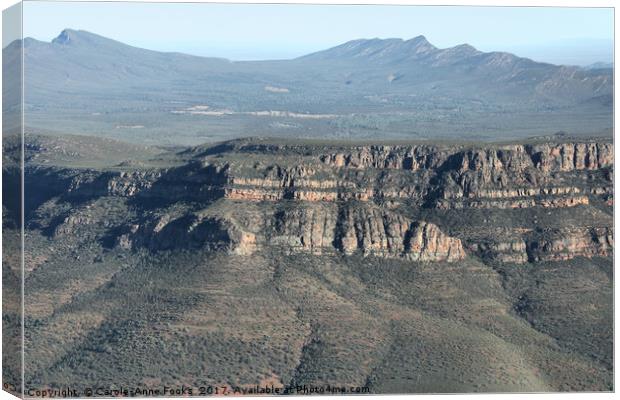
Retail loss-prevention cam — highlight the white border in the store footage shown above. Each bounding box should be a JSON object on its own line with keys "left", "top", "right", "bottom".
{"left": 0, "top": 2, "right": 616, "bottom": 400}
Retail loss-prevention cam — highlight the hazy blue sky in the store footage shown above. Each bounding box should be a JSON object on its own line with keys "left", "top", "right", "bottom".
{"left": 22, "top": 2, "right": 613, "bottom": 65}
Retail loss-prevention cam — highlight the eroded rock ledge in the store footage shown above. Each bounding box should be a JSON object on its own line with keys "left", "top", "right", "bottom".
{"left": 115, "top": 203, "right": 466, "bottom": 262}
{"left": 23, "top": 138, "right": 613, "bottom": 265}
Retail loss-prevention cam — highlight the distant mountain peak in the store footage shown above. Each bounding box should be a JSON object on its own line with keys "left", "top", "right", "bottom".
{"left": 438, "top": 43, "right": 481, "bottom": 58}
{"left": 51, "top": 29, "right": 124, "bottom": 49}
{"left": 403, "top": 35, "right": 437, "bottom": 54}
{"left": 52, "top": 29, "right": 79, "bottom": 45}
{"left": 300, "top": 35, "right": 439, "bottom": 62}
{"left": 452, "top": 43, "right": 477, "bottom": 52}
{"left": 407, "top": 35, "right": 430, "bottom": 45}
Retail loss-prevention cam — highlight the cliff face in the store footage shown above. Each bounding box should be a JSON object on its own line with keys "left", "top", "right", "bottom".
{"left": 23, "top": 138, "right": 613, "bottom": 265}
{"left": 99, "top": 201, "right": 464, "bottom": 262}
{"left": 221, "top": 142, "right": 613, "bottom": 209}
{"left": 318, "top": 142, "right": 613, "bottom": 173}
{"left": 270, "top": 203, "right": 465, "bottom": 261}
{"left": 526, "top": 227, "right": 613, "bottom": 262}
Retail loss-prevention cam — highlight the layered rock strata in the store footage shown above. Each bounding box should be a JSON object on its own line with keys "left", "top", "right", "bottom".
{"left": 20, "top": 138, "right": 613, "bottom": 265}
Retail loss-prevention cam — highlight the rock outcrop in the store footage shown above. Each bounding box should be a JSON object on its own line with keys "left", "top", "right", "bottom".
{"left": 271, "top": 203, "right": 465, "bottom": 261}
{"left": 527, "top": 228, "right": 613, "bottom": 262}
{"left": 23, "top": 138, "right": 613, "bottom": 265}
{"left": 115, "top": 202, "right": 465, "bottom": 262}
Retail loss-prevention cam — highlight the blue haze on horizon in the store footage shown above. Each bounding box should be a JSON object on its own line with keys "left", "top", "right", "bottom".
{"left": 22, "top": 2, "right": 613, "bottom": 66}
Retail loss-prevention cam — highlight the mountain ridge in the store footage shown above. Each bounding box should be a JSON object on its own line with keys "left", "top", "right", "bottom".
{"left": 5, "top": 28, "right": 613, "bottom": 144}
{"left": 12, "top": 28, "right": 605, "bottom": 69}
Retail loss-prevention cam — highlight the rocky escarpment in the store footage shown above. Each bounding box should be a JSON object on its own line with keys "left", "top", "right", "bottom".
{"left": 22, "top": 137, "right": 613, "bottom": 265}
{"left": 220, "top": 141, "right": 613, "bottom": 210}
{"left": 120, "top": 213, "right": 258, "bottom": 256}
{"left": 271, "top": 203, "right": 464, "bottom": 261}
{"left": 110, "top": 202, "right": 465, "bottom": 262}
{"left": 318, "top": 142, "right": 613, "bottom": 172}
{"left": 466, "top": 227, "right": 613, "bottom": 264}
{"left": 526, "top": 227, "right": 613, "bottom": 262}
{"left": 28, "top": 140, "right": 613, "bottom": 208}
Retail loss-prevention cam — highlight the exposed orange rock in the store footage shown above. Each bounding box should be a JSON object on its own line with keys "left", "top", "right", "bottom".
{"left": 405, "top": 221, "right": 465, "bottom": 262}
{"left": 269, "top": 204, "right": 465, "bottom": 262}
{"left": 224, "top": 188, "right": 284, "bottom": 201}
{"left": 53, "top": 139, "right": 610, "bottom": 265}
{"left": 468, "top": 240, "right": 528, "bottom": 264}
{"left": 527, "top": 227, "right": 613, "bottom": 262}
